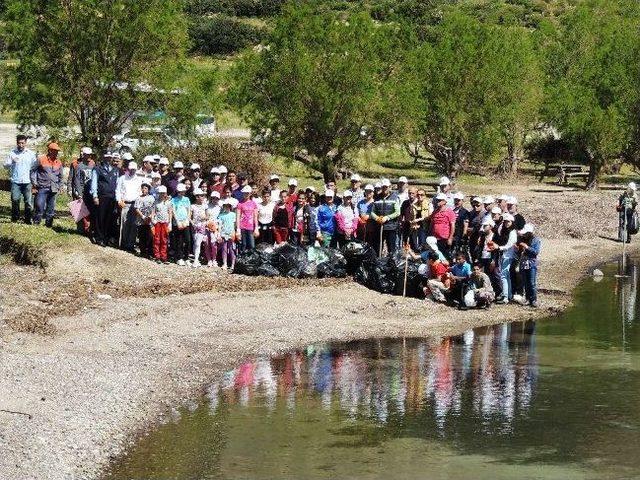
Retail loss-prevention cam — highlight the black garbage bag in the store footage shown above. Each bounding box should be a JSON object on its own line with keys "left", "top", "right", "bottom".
{"left": 274, "top": 243, "right": 313, "bottom": 278}
{"left": 317, "top": 261, "right": 347, "bottom": 278}
{"left": 342, "top": 241, "right": 376, "bottom": 274}
{"left": 354, "top": 257, "right": 395, "bottom": 294}
{"left": 234, "top": 250, "right": 263, "bottom": 276}
{"left": 387, "top": 251, "right": 423, "bottom": 298}
{"left": 257, "top": 263, "right": 281, "bottom": 277}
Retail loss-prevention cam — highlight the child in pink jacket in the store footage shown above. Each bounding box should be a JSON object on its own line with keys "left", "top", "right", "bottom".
{"left": 335, "top": 190, "right": 359, "bottom": 248}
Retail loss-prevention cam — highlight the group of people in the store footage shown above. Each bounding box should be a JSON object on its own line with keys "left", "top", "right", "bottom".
{"left": 5, "top": 135, "right": 542, "bottom": 308}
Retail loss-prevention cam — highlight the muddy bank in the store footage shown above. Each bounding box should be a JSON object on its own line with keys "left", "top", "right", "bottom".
{"left": 0, "top": 183, "right": 632, "bottom": 480}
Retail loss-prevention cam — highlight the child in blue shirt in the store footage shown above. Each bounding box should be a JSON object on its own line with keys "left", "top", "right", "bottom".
{"left": 171, "top": 183, "right": 192, "bottom": 265}
{"left": 218, "top": 200, "right": 237, "bottom": 270}
{"left": 449, "top": 253, "right": 472, "bottom": 309}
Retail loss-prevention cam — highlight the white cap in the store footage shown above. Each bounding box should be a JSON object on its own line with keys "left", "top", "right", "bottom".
{"left": 143, "top": 155, "right": 154, "bottom": 163}
{"left": 147, "top": 156, "right": 157, "bottom": 163}
{"left": 193, "top": 188, "right": 205, "bottom": 196}
{"left": 127, "top": 161, "right": 138, "bottom": 170}
{"left": 218, "top": 165, "right": 228, "bottom": 174}
{"left": 343, "top": 190, "right": 353, "bottom": 197}
{"left": 502, "top": 213, "right": 515, "bottom": 222}
{"left": 350, "top": 174, "right": 361, "bottom": 182}
{"left": 210, "top": 191, "right": 221, "bottom": 198}
{"left": 418, "top": 264, "right": 429, "bottom": 276}
{"left": 159, "top": 157, "right": 169, "bottom": 165}
{"left": 81, "top": 147, "right": 93, "bottom": 155}
{"left": 439, "top": 176, "right": 450, "bottom": 186}
{"left": 629, "top": 182, "right": 637, "bottom": 191}
{"left": 112, "top": 152, "right": 121, "bottom": 159}
{"left": 288, "top": 178, "right": 298, "bottom": 186}
{"left": 518, "top": 223, "right": 535, "bottom": 235}
{"left": 306, "top": 186, "right": 316, "bottom": 192}
{"left": 104, "top": 151, "right": 113, "bottom": 158}
{"left": 364, "top": 184, "right": 374, "bottom": 191}
{"left": 151, "top": 172, "right": 161, "bottom": 179}
{"left": 435, "top": 192, "right": 447, "bottom": 201}
{"left": 426, "top": 236, "right": 438, "bottom": 247}
{"left": 176, "top": 183, "right": 187, "bottom": 192}
{"left": 157, "top": 185, "right": 167, "bottom": 194}
{"left": 190, "top": 163, "right": 201, "bottom": 170}
{"left": 210, "top": 166, "right": 220, "bottom": 174}
{"left": 482, "top": 218, "right": 496, "bottom": 227}
{"left": 324, "top": 190, "right": 335, "bottom": 197}
{"left": 241, "top": 185, "right": 252, "bottom": 193}
{"left": 490, "top": 206, "right": 502, "bottom": 215}
{"left": 471, "top": 196, "right": 482, "bottom": 203}
{"left": 398, "top": 176, "right": 408, "bottom": 184}
{"left": 153, "top": 154, "right": 161, "bottom": 160}
{"left": 381, "top": 178, "right": 391, "bottom": 187}
{"left": 483, "top": 195, "right": 495, "bottom": 204}
{"left": 122, "top": 152, "right": 133, "bottom": 161}
{"left": 507, "top": 196, "right": 518, "bottom": 205}
{"left": 497, "top": 194, "right": 509, "bottom": 201}
{"left": 374, "top": 182, "right": 382, "bottom": 189}
{"left": 270, "top": 174, "right": 280, "bottom": 181}
{"left": 173, "top": 161, "right": 184, "bottom": 169}
{"left": 452, "top": 192, "right": 464, "bottom": 200}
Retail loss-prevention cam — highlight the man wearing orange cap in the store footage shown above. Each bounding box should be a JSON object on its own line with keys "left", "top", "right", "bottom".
{"left": 31, "top": 142, "right": 63, "bottom": 227}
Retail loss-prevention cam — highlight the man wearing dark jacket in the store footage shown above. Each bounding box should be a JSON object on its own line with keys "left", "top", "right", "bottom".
{"left": 90, "top": 152, "right": 120, "bottom": 246}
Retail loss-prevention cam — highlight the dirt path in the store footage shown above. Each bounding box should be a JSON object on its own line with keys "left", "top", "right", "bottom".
{"left": 0, "top": 181, "right": 632, "bottom": 480}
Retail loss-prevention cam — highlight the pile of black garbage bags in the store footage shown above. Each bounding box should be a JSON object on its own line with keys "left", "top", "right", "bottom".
{"left": 235, "top": 241, "right": 424, "bottom": 298}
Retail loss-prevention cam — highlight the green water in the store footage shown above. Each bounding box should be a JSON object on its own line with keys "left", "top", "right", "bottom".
{"left": 105, "top": 259, "right": 640, "bottom": 480}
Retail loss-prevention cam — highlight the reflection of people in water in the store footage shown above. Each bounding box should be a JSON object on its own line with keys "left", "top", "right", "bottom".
{"left": 208, "top": 327, "right": 539, "bottom": 434}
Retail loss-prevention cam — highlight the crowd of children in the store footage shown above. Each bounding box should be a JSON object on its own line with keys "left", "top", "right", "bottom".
{"left": 6, "top": 139, "right": 542, "bottom": 308}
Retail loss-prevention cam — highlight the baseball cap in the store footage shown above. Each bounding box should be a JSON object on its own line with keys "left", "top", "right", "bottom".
{"left": 112, "top": 152, "right": 121, "bottom": 160}
{"left": 350, "top": 174, "right": 361, "bottom": 182}
{"left": 483, "top": 195, "right": 495, "bottom": 204}
{"left": 122, "top": 152, "right": 133, "bottom": 161}
{"left": 142, "top": 155, "right": 154, "bottom": 163}
{"left": 502, "top": 213, "right": 515, "bottom": 222}
{"left": 176, "top": 184, "right": 187, "bottom": 192}
{"left": 439, "top": 176, "right": 450, "bottom": 186}
{"left": 158, "top": 158, "right": 169, "bottom": 166}
{"left": 151, "top": 172, "right": 161, "bottom": 179}
{"left": 210, "top": 191, "right": 221, "bottom": 198}
{"left": 81, "top": 147, "right": 93, "bottom": 155}
{"left": 381, "top": 178, "right": 391, "bottom": 187}
{"left": 471, "top": 196, "right": 482, "bottom": 204}
{"left": 306, "top": 186, "right": 316, "bottom": 192}
{"left": 426, "top": 236, "right": 438, "bottom": 247}
{"left": 173, "top": 161, "right": 184, "bottom": 169}
{"left": 48, "top": 142, "right": 61, "bottom": 151}
{"left": 518, "top": 223, "right": 535, "bottom": 235}
{"left": 343, "top": 190, "right": 353, "bottom": 197}
{"left": 241, "top": 185, "right": 252, "bottom": 193}
{"left": 398, "top": 176, "right": 408, "bottom": 183}
{"left": 482, "top": 218, "right": 496, "bottom": 227}
{"left": 147, "top": 156, "right": 157, "bottom": 163}
{"left": 364, "top": 184, "right": 374, "bottom": 191}
{"left": 210, "top": 166, "right": 220, "bottom": 174}
{"left": 104, "top": 151, "right": 113, "bottom": 158}
{"left": 324, "top": 190, "right": 335, "bottom": 198}
{"left": 507, "top": 196, "right": 518, "bottom": 205}
{"left": 141, "top": 181, "right": 151, "bottom": 189}
{"left": 270, "top": 174, "right": 280, "bottom": 181}
{"left": 288, "top": 178, "right": 298, "bottom": 186}
{"left": 157, "top": 185, "right": 167, "bottom": 194}
{"left": 490, "top": 206, "right": 502, "bottom": 214}
{"left": 497, "top": 194, "right": 509, "bottom": 201}
{"left": 193, "top": 188, "right": 205, "bottom": 196}
{"left": 190, "top": 163, "right": 201, "bottom": 170}
{"left": 452, "top": 192, "right": 464, "bottom": 200}
{"left": 218, "top": 165, "right": 228, "bottom": 174}
{"left": 435, "top": 192, "right": 447, "bottom": 201}
{"left": 374, "top": 182, "right": 382, "bottom": 189}
{"left": 127, "top": 161, "right": 138, "bottom": 170}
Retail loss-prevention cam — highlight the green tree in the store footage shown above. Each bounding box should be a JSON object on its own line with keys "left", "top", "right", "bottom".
{"left": 229, "top": 1, "right": 403, "bottom": 181}
{"left": 543, "top": 0, "right": 640, "bottom": 189}
{"left": 396, "top": 12, "right": 542, "bottom": 178}
{"left": 0, "top": 0, "right": 205, "bottom": 150}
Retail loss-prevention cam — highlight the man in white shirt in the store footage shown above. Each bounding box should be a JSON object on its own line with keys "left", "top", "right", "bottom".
{"left": 348, "top": 174, "right": 364, "bottom": 206}
{"left": 397, "top": 176, "right": 410, "bottom": 204}
{"left": 116, "top": 161, "right": 142, "bottom": 251}
{"left": 4, "top": 134, "right": 37, "bottom": 223}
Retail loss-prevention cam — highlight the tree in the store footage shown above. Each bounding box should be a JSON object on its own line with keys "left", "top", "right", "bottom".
{"left": 229, "top": 1, "right": 403, "bottom": 182}
{"left": 543, "top": 0, "right": 640, "bottom": 189}
{"left": 395, "top": 12, "right": 542, "bottom": 178}
{"left": 0, "top": 0, "right": 201, "bottom": 151}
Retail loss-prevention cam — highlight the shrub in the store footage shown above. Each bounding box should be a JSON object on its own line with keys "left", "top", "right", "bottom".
{"left": 189, "top": 15, "right": 264, "bottom": 55}
{"left": 186, "top": 0, "right": 285, "bottom": 16}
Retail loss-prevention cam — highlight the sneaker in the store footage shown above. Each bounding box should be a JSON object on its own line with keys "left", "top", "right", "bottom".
{"left": 207, "top": 260, "right": 214, "bottom": 267}
{"left": 163, "top": 260, "right": 170, "bottom": 265}
{"left": 192, "top": 260, "right": 201, "bottom": 268}
{"left": 177, "top": 259, "right": 186, "bottom": 266}
{"left": 221, "top": 264, "right": 227, "bottom": 271}
{"left": 529, "top": 301, "right": 539, "bottom": 308}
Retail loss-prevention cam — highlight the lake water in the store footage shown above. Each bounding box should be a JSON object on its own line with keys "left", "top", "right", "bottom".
{"left": 105, "top": 259, "right": 640, "bottom": 480}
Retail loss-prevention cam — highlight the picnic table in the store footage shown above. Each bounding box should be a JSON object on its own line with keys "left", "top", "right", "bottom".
{"left": 538, "top": 163, "right": 589, "bottom": 185}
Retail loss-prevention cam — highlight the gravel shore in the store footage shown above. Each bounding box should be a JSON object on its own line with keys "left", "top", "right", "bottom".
{"left": 0, "top": 183, "right": 632, "bottom": 480}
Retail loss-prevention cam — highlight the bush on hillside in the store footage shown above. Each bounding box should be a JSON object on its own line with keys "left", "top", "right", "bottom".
{"left": 186, "top": 0, "right": 284, "bottom": 17}
{"left": 189, "top": 15, "right": 264, "bottom": 55}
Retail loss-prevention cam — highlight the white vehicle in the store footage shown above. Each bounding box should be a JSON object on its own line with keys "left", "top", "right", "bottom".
{"left": 195, "top": 115, "right": 216, "bottom": 138}
{"left": 113, "top": 126, "right": 191, "bottom": 153}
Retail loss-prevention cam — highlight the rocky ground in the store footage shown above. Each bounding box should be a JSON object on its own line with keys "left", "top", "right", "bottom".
{"left": 0, "top": 180, "right": 632, "bottom": 480}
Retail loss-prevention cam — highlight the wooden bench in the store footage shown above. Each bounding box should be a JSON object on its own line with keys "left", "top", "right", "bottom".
{"left": 538, "top": 163, "right": 588, "bottom": 185}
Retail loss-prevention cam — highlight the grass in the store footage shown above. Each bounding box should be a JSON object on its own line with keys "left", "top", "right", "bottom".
{"left": 0, "top": 190, "right": 78, "bottom": 267}
{"left": 0, "top": 110, "right": 15, "bottom": 123}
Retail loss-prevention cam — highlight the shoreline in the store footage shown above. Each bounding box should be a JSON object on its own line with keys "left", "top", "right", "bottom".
{"left": 0, "top": 234, "right": 633, "bottom": 480}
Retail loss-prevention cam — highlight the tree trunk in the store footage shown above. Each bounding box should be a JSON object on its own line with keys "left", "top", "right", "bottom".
{"left": 585, "top": 162, "right": 601, "bottom": 190}
{"left": 498, "top": 140, "right": 519, "bottom": 176}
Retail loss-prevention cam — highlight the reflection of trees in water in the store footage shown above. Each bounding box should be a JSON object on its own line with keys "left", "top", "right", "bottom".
{"left": 207, "top": 322, "right": 539, "bottom": 433}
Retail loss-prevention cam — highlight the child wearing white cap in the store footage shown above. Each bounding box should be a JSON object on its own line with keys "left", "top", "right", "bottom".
{"left": 205, "top": 191, "right": 222, "bottom": 266}
{"left": 335, "top": 190, "right": 359, "bottom": 247}
{"left": 151, "top": 185, "right": 172, "bottom": 264}
{"left": 236, "top": 185, "right": 259, "bottom": 252}
{"left": 171, "top": 183, "right": 192, "bottom": 265}
{"left": 134, "top": 181, "right": 155, "bottom": 259}
{"left": 191, "top": 189, "right": 209, "bottom": 267}
{"left": 217, "top": 200, "right": 237, "bottom": 270}
{"left": 517, "top": 224, "right": 541, "bottom": 307}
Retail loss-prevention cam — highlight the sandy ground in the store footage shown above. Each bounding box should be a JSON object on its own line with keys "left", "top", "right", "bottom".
{"left": 0, "top": 181, "right": 633, "bottom": 480}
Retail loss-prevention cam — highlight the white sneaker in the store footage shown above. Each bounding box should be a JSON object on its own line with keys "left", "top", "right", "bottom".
{"left": 192, "top": 260, "right": 201, "bottom": 268}
{"left": 221, "top": 264, "right": 227, "bottom": 271}
{"left": 207, "top": 260, "right": 214, "bottom": 267}
{"left": 177, "top": 259, "right": 186, "bottom": 266}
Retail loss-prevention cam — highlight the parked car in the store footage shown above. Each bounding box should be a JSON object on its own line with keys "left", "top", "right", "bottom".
{"left": 113, "top": 126, "right": 191, "bottom": 153}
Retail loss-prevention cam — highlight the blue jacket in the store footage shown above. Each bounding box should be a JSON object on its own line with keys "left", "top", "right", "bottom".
{"left": 521, "top": 236, "right": 541, "bottom": 267}
{"left": 317, "top": 204, "right": 337, "bottom": 235}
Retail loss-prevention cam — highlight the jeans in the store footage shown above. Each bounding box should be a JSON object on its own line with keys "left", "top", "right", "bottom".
{"left": 522, "top": 265, "right": 538, "bottom": 304}
{"left": 240, "top": 229, "right": 255, "bottom": 251}
{"left": 10, "top": 182, "right": 32, "bottom": 223}
{"left": 499, "top": 255, "right": 513, "bottom": 300}
{"left": 33, "top": 188, "right": 57, "bottom": 226}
